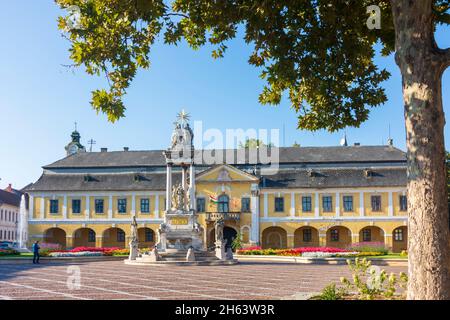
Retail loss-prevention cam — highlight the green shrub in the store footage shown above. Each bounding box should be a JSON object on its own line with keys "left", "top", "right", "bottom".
{"left": 315, "top": 284, "right": 346, "bottom": 300}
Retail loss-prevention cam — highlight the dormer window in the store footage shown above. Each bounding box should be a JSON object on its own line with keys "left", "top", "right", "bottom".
{"left": 364, "top": 169, "right": 374, "bottom": 178}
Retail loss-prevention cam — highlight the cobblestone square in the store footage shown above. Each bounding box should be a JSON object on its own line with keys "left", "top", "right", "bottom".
{"left": 0, "top": 261, "right": 407, "bottom": 300}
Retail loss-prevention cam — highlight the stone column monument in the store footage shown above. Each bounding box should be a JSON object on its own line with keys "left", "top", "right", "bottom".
{"left": 156, "top": 110, "right": 204, "bottom": 252}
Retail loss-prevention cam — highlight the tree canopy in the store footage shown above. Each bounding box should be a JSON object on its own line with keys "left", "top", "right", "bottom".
{"left": 238, "top": 138, "right": 274, "bottom": 149}
{"left": 56, "top": 0, "right": 447, "bottom": 129}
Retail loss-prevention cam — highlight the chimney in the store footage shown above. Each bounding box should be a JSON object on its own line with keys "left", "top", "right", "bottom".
{"left": 100, "top": 148, "right": 108, "bottom": 152}
{"left": 5, "top": 184, "right": 12, "bottom": 192}
{"left": 123, "top": 147, "right": 129, "bottom": 151}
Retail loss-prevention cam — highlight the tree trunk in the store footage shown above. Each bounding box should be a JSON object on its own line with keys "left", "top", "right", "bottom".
{"left": 391, "top": 0, "right": 450, "bottom": 300}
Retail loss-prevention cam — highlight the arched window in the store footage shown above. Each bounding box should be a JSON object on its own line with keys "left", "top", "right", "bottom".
{"left": 218, "top": 195, "right": 229, "bottom": 213}
{"left": 88, "top": 229, "right": 96, "bottom": 242}
{"left": 394, "top": 228, "right": 404, "bottom": 241}
{"left": 362, "top": 229, "right": 372, "bottom": 242}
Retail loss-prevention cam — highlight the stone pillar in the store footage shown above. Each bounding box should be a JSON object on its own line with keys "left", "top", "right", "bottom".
{"left": 189, "top": 165, "right": 196, "bottom": 210}
{"left": 290, "top": 192, "right": 296, "bottom": 217}
{"left": 250, "top": 185, "right": 260, "bottom": 245}
{"left": 181, "top": 165, "right": 188, "bottom": 209}
{"left": 182, "top": 165, "right": 188, "bottom": 191}
{"left": 85, "top": 195, "right": 90, "bottom": 220}
{"left": 335, "top": 192, "right": 340, "bottom": 217}
{"left": 166, "top": 164, "right": 173, "bottom": 211}
{"left": 351, "top": 233, "right": 359, "bottom": 245}
{"left": 287, "top": 234, "right": 295, "bottom": 248}
{"left": 359, "top": 191, "right": 365, "bottom": 216}
{"left": 388, "top": 192, "right": 394, "bottom": 216}
{"left": 29, "top": 195, "right": 34, "bottom": 220}
{"left": 385, "top": 233, "right": 393, "bottom": 251}
{"left": 63, "top": 195, "right": 67, "bottom": 219}
{"left": 95, "top": 236, "right": 103, "bottom": 248}
{"left": 319, "top": 234, "right": 327, "bottom": 247}
{"left": 131, "top": 194, "right": 136, "bottom": 216}
{"left": 40, "top": 197, "right": 45, "bottom": 219}
{"left": 315, "top": 192, "right": 320, "bottom": 217}
{"left": 108, "top": 195, "right": 113, "bottom": 219}
{"left": 66, "top": 235, "right": 74, "bottom": 249}
{"left": 154, "top": 195, "right": 160, "bottom": 218}
{"left": 263, "top": 193, "right": 268, "bottom": 218}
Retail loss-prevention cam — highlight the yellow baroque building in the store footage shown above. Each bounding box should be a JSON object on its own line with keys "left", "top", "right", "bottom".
{"left": 24, "top": 129, "right": 408, "bottom": 253}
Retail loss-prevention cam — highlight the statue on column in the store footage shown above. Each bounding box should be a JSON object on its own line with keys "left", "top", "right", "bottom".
{"left": 128, "top": 216, "right": 139, "bottom": 261}
{"left": 172, "top": 183, "right": 186, "bottom": 211}
{"left": 215, "top": 217, "right": 224, "bottom": 242}
{"left": 214, "top": 217, "right": 226, "bottom": 260}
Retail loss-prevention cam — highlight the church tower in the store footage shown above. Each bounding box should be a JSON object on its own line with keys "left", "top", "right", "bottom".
{"left": 65, "top": 125, "right": 86, "bottom": 156}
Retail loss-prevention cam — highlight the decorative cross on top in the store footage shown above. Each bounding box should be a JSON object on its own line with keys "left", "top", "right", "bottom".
{"left": 88, "top": 139, "right": 96, "bottom": 152}
{"left": 74, "top": 122, "right": 78, "bottom": 131}
{"left": 176, "top": 109, "right": 190, "bottom": 125}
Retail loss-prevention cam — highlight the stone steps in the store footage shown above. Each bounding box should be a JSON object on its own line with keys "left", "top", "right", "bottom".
{"left": 160, "top": 250, "right": 219, "bottom": 262}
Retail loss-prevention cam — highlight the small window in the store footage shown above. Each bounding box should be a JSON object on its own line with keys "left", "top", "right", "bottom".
{"left": 322, "top": 196, "right": 333, "bottom": 212}
{"left": 399, "top": 195, "right": 407, "bottom": 211}
{"left": 118, "top": 199, "right": 127, "bottom": 214}
{"left": 302, "top": 196, "right": 312, "bottom": 212}
{"left": 196, "top": 198, "right": 206, "bottom": 213}
{"left": 362, "top": 229, "right": 372, "bottom": 242}
{"left": 274, "top": 197, "right": 284, "bottom": 212}
{"left": 95, "top": 199, "right": 104, "bottom": 214}
{"left": 117, "top": 229, "right": 125, "bottom": 242}
{"left": 145, "top": 229, "right": 154, "bottom": 242}
{"left": 394, "top": 228, "right": 404, "bottom": 241}
{"left": 330, "top": 229, "right": 339, "bottom": 242}
{"left": 343, "top": 196, "right": 353, "bottom": 212}
{"left": 140, "top": 198, "right": 150, "bottom": 213}
{"left": 371, "top": 195, "right": 382, "bottom": 211}
{"left": 88, "top": 230, "right": 96, "bottom": 242}
{"left": 303, "top": 228, "right": 312, "bottom": 242}
{"left": 72, "top": 199, "right": 81, "bottom": 214}
{"left": 241, "top": 197, "right": 251, "bottom": 213}
{"left": 49, "top": 200, "right": 59, "bottom": 214}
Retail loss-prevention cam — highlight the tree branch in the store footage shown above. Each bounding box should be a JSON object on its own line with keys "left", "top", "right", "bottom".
{"left": 444, "top": 48, "right": 450, "bottom": 69}
{"left": 163, "top": 12, "right": 189, "bottom": 19}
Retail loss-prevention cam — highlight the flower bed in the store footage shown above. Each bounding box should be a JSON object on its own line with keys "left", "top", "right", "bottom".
{"left": 49, "top": 251, "right": 104, "bottom": 257}
{"left": 346, "top": 242, "right": 389, "bottom": 255}
{"left": 46, "top": 247, "right": 130, "bottom": 257}
{"left": 0, "top": 248, "right": 19, "bottom": 256}
{"left": 236, "top": 246, "right": 389, "bottom": 258}
{"left": 237, "top": 247, "right": 351, "bottom": 257}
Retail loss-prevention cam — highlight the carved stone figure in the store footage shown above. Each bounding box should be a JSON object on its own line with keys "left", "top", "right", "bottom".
{"left": 171, "top": 184, "right": 186, "bottom": 211}
{"left": 215, "top": 218, "right": 224, "bottom": 242}
{"left": 128, "top": 216, "right": 139, "bottom": 261}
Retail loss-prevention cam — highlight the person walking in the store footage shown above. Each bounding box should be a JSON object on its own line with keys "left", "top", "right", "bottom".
{"left": 32, "top": 241, "right": 40, "bottom": 264}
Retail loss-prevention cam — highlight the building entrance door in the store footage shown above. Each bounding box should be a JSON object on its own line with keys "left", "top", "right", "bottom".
{"left": 223, "top": 227, "right": 237, "bottom": 250}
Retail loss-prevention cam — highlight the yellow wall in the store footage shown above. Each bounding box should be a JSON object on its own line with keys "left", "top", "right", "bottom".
{"left": 28, "top": 183, "right": 407, "bottom": 251}
{"left": 364, "top": 192, "right": 388, "bottom": 216}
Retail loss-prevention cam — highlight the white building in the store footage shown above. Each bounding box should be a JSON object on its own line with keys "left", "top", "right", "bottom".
{"left": 0, "top": 185, "right": 21, "bottom": 243}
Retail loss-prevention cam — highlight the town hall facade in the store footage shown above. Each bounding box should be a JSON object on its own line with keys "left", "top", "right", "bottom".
{"left": 24, "top": 118, "right": 408, "bottom": 253}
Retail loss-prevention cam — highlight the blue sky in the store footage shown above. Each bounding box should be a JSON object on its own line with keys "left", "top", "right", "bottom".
{"left": 0, "top": 1, "right": 449, "bottom": 189}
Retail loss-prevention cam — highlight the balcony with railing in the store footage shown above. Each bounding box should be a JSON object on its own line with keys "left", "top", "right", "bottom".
{"left": 203, "top": 212, "right": 241, "bottom": 222}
